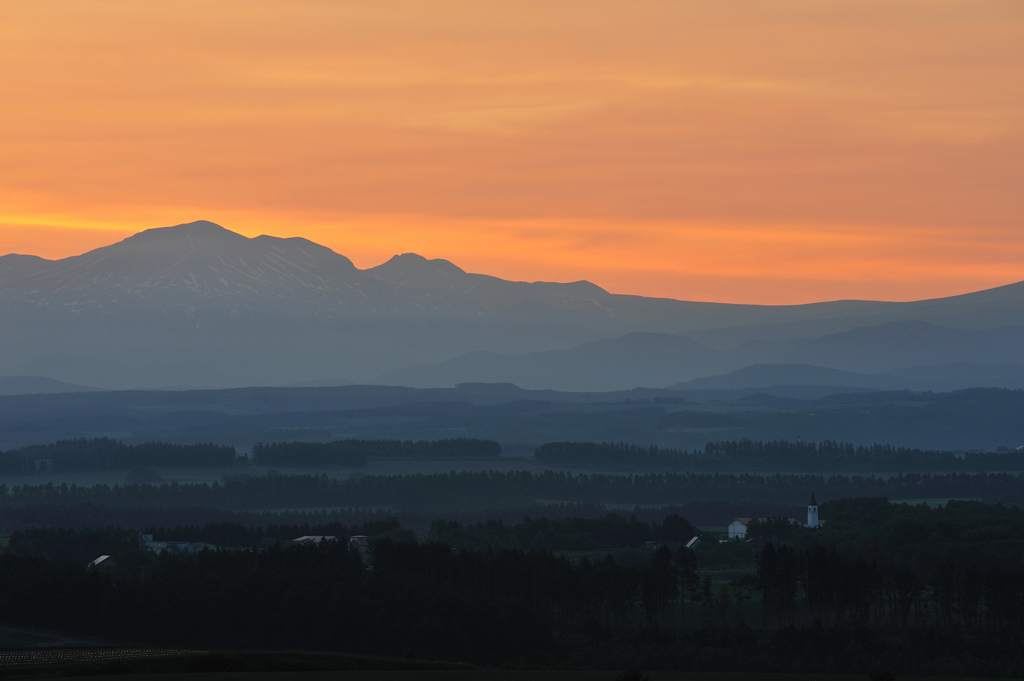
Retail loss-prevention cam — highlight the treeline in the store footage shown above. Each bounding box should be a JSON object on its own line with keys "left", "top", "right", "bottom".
{"left": 3, "top": 469, "right": 1024, "bottom": 513}
{"left": 7, "top": 514, "right": 693, "bottom": 562}
{"left": 5, "top": 519, "right": 406, "bottom": 565}
{"left": 814, "top": 497, "right": 1024, "bottom": 575}
{"left": 706, "top": 439, "right": 1024, "bottom": 472}
{"left": 10, "top": 497, "right": 1024, "bottom": 576}
{"left": 0, "top": 437, "right": 502, "bottom": 474}
{"left": 537, "top": 441, "right": 695, "bottom": 468}
{"left": 428, "top": 513, "right": 696, "bottom": 553}
{"left": 6, "top": 436, "right": 1023, "bottom": 474}
{"left": 5, "top": 526, "right": 144, "bottom": 566}
{"left": 4, "top": 506, "right": 1024, "bottom": 675}
{"left": 754, "top": 542, "right": 1024, "bottom": 654}
{"left": 251, "top": 438, "right": 500, "bottom": 467}
{"left": 537, "top": 438, "right": 1024, "bottom": 471}
{"left": 0, "top": 438, "right": 236, "bottom": 474}
{"left": 0, "top": 500, "right": 796, "bottom": 538}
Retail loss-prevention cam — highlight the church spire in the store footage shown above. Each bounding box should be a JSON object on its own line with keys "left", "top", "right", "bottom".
{"left": 807, "top": 493, "right": 819, "bottom": 528}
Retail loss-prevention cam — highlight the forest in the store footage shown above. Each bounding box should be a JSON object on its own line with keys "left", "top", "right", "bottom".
{"left": 538, "top": 439, "right": 1024, "bottom": 472}
{"left": 251, "top": 437, "right": 501, "bottom": 466}
{"left": 3, "top": 435, "right": 1024, "bottom": 476}
{"left": 3, "top": 431, "right": 1024, "bottom": 677}
{"left": 3, "top": 468, "right": 1024, "bottom": 514}
{"left": 2, "top": 498, "right": 1024, "bottom": 677}
{"left": 0, "top": 438, "right": 237, "bottom": 474}
{"left": 0, "top": 436, "right": 504, "bottom": 473}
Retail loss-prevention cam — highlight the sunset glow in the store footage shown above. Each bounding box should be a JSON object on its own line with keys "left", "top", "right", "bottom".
{"left": 2, "top": 1, "right": 1022, "bottom": 304}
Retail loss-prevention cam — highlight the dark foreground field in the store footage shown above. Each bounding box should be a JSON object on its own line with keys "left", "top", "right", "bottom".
{"left": 0, "top": 649, "right": 1016, "bottom": 681}
{"left": 36, "top": 670, "right": 1024, "bottom": 681}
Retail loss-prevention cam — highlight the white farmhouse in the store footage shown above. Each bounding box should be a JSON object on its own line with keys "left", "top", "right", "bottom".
{"left": 728, "top": 518, "right": 753, "bottom": 539}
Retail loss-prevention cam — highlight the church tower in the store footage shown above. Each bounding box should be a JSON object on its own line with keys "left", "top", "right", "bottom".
{"left": 807, "top": 493, "right": 819, "bottom": 528}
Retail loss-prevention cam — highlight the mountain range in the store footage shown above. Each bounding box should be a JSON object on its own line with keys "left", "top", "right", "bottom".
{"left": 2, "top": 220, "right": 1023, "bottom": 392}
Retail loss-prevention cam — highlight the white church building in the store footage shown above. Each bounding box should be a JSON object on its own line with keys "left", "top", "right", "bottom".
{"left": 727, "top": 494, "right": 819, "bottom": 539}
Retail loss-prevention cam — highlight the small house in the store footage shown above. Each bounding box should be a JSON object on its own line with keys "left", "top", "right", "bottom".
{"left": 349, "top": 535, "right": 370, "bottom": 556}
{"left": 728, "top": 517, "right": 804, "bottom": 539}
{"left": 728, "top": 518, "right": 754, "bottom": 539}
{"left": 145, "top": 540, "right": 217, "bottom": 554}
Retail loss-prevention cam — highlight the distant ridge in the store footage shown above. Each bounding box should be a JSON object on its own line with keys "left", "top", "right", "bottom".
{"left": 375, "top": 332, "right": 717, "bottom": 392}
{"left": 375, "top": 323, "right": 1024, "bottom": 392}
{"left": 0, "top": 375, "right": 99, "bottom": 396}
{"left": 670, "top": 364, "right": 907, "bottom": 391}
{"left": 368, "top": 253, "right": 468, "bottom": 286}
{"left": 0, "top": 254, "right": 53, "bottom": 284}
{"left": 2, "top": 220, "right": 1024, "bottom": 391}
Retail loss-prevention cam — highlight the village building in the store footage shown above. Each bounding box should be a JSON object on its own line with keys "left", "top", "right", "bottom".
{"left": 728, "top": 494, "right": 819, "bottom": 539}
{"left": 728, "top": 518, "right": 755, "bottom": 539}
{"left": 291, "top": 535, "right": 338, "bottom": 544}
{"left": 807, "top": 493, "right": 819, "bottom": 528}
{"left": 144, "top": 539, "right": 217, "bottom": 553}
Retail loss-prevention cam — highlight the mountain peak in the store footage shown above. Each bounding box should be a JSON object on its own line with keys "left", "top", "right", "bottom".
{"left": 367, "top": 253, "right": 467, "bottom": 287}
{"left": 381, "top": 253, "right": 465, "bottom": 274}
{"left": 127, "top": 220, "right": 243, "bottom": 244}
{"left": 0, "top": 254, "right": 54, "bottom": 286}
{"left": 169, "top": 219, "right": 227, "bottom": 232}
{"left": 6, "top": 220, "right": 362, "bottom": 305}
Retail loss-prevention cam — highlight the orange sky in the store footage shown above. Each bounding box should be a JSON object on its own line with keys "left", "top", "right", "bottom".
{"left": 1, "top": 1, "right": 1022, "bottom": 304}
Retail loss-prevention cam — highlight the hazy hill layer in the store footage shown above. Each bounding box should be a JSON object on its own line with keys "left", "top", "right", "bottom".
{"left": 377, "top": 333, "right": 719, "bottom": 392}
{"left": 0, "top": 384, "right": 1021, "bottom": 453}
{"left": 0, "top": 375, "right": 98, "bottom": 396}
{"left": 672, "top": 364, "right": 909, "bottom": 392}
{"left": 2, "top": 220, "right": 1023, "bottom": 390}
{"left": 378, "top": 323, "right": 1024, "bottom": 392}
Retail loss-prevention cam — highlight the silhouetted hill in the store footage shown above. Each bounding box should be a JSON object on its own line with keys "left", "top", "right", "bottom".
{"left": 377, "top": 333, "right": 717, "bottom": 391}
{"left": 3, "top": 220, "right": 362, "bottom": 312}
{"left": 2, "top": 220, "right": 1023, "bottom": 390}
{"left": 736, "top": 321, "right": 1024, "bottom": 374}
{"left": 890, "top": 362, "right": 1024, "bottom": 390}
{"left": 0, "top": 384, "right": 1021, "bottom": 453}
{"left": 0, "top": 254, "right": 52, "bottom": 284}
{"left": 374, "top": 321, "right": 1024, "bottom": 392}
{"left": 0, "top": 375, "right": 98, "bottom": 396}
{"left": 670, "top": 364, "right": 907, "bottom": 392}
{"left": 670, "top": 361, "right": 1024, "bottom": 394}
